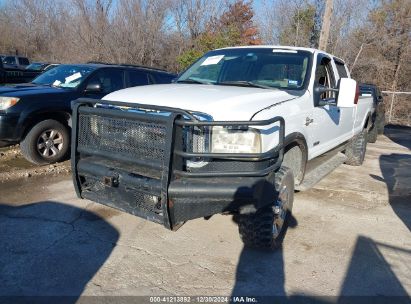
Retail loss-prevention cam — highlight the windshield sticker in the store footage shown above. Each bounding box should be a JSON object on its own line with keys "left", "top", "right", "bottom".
{"left": 65, "top": 72, "right": 82, "bottom": 83}
{"left": 288, "top": 80, "right": 299, "bottom": 85}
{"left": 201, "top": 55, "right": 224, "bottom": 66}
{"left": 53, "top": 80, "right": 61, "bottom": 86}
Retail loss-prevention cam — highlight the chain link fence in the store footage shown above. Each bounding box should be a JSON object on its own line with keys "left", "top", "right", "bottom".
{"left": 382, "top": 92, "right": 411, "bottom": 127}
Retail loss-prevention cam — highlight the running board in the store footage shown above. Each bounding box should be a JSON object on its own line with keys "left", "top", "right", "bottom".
{"left": 296, "top": 152, "right": 347, "bottom": 191}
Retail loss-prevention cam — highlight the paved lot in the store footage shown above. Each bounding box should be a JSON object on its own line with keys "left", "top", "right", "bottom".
{"left": 0, "top": 127, "right": 410, "bottom": 300}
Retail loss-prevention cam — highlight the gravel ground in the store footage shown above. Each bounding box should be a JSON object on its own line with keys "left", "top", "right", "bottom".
{"left": 0, "top": 145, "right": 71, "bottom": 182}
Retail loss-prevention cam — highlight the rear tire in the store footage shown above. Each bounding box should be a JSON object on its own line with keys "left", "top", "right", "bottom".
{"left": 236, "top": 167, "right": 294, "bottom": 250}
{"left": 376, "top": 113, "right": 385, "bottom": 135}
{"left": 20, "top": 119, "right": 70, "bottom": 165}
{"left": 368, "top": 124, "right": 378, "bottom": 143}
{"left": 345, "top": 129, "right": 367, "bottom": 166}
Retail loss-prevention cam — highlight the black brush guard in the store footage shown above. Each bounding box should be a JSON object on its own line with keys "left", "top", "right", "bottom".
{"left": 71, "top": 98, "right": 285, "bottom": 230}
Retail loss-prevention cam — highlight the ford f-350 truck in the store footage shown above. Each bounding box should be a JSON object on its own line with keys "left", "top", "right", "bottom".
{"left": 71, "top": 46, "right": 374, "bottom": 249}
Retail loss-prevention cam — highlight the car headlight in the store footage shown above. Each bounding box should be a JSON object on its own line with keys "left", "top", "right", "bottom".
{"left": 211, "top": 126, "right": 261, "bottom": 153}
{"left": 0, "top": 96, "right": 20, "bottom": 110}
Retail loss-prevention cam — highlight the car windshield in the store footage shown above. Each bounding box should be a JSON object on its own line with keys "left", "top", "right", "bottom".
{"left": 177, "top": 48, "right": 311, "bottom": 90}
{"left": 26, "top": 63, "right": 46, "bottom": 71}
{"left": 32, "top": 65, "right": 96, "bottom": 88}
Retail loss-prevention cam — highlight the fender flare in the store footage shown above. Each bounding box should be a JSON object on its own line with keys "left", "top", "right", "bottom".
{"left": 282, "top": 132, "right": 309, "bottom": 183}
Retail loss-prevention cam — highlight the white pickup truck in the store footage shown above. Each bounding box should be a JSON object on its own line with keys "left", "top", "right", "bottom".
{"left": 71, "top": 46, "right": 374, "bottom": 249}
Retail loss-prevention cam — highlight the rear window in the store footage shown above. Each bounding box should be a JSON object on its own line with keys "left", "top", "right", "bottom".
{"left": 335, "top": 61, "right": 348, "bottom": 78}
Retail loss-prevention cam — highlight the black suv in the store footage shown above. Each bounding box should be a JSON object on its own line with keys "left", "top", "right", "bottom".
{"left": 0, "top": 63, "right": 176, "bottom": 164}
{"left": 359, "top": 83, "right": 385, "bottom": 142}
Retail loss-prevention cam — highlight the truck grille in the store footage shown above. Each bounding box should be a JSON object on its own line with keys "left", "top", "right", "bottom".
{"left": 78, "top": 113, "right": 167, "bottom": 164}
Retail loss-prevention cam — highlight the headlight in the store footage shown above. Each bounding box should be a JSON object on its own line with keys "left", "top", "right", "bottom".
{"left": 0, "top": 96, "right": 20, "bottom": 110}
{"left": 211, "top": 126, "right": 261, "bottom": 153}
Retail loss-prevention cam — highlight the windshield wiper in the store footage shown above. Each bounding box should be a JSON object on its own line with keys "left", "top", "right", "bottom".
{"left": 176, "top": 78, "right": 211, "bottom": 85}
{"left": 218, "top": 81, "right": 274, "bottom": 90}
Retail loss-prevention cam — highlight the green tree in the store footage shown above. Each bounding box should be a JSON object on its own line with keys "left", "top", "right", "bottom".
{"left": 177, "top": 0, "right": 260, "bottom": 70}
{"left": 279, "top": 3, "right": 318, "bottom": 47}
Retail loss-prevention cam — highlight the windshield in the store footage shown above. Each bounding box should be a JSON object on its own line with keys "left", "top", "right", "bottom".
{"left": 32, "top": 65, "right": 96, "bottom": 88}
{"left": 26, "top": 63, "right": 46, "bottom": 71}
{"left": 178, "top": 48, "right": 311, "bottom": 90}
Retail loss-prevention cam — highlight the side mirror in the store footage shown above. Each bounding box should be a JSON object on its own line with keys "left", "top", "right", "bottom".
{"left": 85, "top": 82, "right": 102, "bottom": 93}
{"left": 336, "top": 78, "right": 359, "bottom": 108}
{"left": 314, "top": 84, "right": 338, "bottom": 106}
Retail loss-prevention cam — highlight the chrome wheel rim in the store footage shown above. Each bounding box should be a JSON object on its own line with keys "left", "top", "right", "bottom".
{"left": 273, "top": 184, "right": 289, "bottom": 238}
{"left": 37, "top": 129, "right": 64, "bottom": 158}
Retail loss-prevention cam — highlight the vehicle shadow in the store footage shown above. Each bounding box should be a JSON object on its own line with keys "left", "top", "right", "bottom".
{"left": 0, "top": 200, "right": 119, "bottom": 300}
{"left": 383, "top": 125, "right": 411, "bottom": 150}
{"left": 228, "top": 178, "right": 298, "bottom": 299}
{"left": 288, "top": 236, "right": 411, "bottom": 303}
{"left": 231, "top": 214, "right": 297, "bottom": 298}
{"left": 370, "top": 126, "right": 411, "bottom": 231}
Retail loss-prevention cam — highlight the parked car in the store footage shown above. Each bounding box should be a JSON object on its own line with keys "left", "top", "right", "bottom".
{"left": 2, "top": 55, "right": 30, "bottom": 70}
{"left": 25, "top": 62, "right": 60, "bottom": 72}
{"left": 0, "top": 63, "right": 176, "bottom": 164}
{"left": 71, "top": 46, "right": 375, "bottom": 250}
{"left": 0, "top": 58, "right": 42, "bottom": 84}
{"left": 360, "top": 83, "right": 385, "bottom": 142}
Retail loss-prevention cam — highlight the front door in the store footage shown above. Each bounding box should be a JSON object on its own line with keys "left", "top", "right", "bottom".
{"left": 309, "top": 55, "right": 344, "bottom": 157}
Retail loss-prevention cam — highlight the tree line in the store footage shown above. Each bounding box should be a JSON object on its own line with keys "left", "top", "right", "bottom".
{"left": 0, "top": 0, "right": 409, "bottom": 124}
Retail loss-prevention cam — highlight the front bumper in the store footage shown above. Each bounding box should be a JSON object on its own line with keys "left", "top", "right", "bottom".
{"left": 72, "top": 98, "right": 285, "bottom": 230}
{"left": 0, "top": 113, "right": 20, "bottom": 143}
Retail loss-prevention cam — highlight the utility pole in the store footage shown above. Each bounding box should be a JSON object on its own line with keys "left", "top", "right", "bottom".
{"left": 319, "top": 0, "right": 333, "bottom": 51}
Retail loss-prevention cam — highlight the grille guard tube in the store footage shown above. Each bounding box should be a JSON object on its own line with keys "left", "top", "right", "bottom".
{"left": 71, "top": 98, "right": 285, "bottom": 229}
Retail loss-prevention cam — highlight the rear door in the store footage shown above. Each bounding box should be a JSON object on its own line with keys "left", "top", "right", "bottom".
{"left": 126, "top": 70, "right": 151, "bottom": 87}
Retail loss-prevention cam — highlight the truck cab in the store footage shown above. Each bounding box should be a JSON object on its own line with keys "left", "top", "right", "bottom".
{"left": 71, "top": 46, "right": 374, "bottom": 249}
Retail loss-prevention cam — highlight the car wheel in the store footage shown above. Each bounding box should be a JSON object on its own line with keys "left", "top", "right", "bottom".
{"left": 368, "top": 124, "right": 378, "bottom": 143}
{"left": 236, "top": 167, "right": 294, "bottom": 250}
{"left": 344, "top": 129, "right": 367, "bottom": 166}
{"left": 20, "top": 119, "right": 70, "bottom": 165}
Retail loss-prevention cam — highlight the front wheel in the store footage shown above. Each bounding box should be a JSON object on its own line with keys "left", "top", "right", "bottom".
{"left": 20, "top": 119, "right": 70, "bottom": 165}
{"left": 236, "top": 167, "right": 294, "bottom": 250}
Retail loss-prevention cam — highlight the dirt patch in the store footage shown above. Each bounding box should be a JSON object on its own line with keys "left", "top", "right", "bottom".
{"left": 0, "top": 145, "right": 71, "bottom": 183}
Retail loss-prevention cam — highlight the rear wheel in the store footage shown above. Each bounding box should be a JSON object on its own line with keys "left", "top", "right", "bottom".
{"left": 376, "top": 113, "right": 385, "bottom": 135}
{"left": 20, "top": 119, "right": 70, "bottom": 165}
{"left": 345, "top": 129, "right": 367, "bottom": 166}
{"left": 236, "top": 167, "right": 294, "bottom": 250}
{"left": 368, "top": 124, "right": 378, "bottom": 143}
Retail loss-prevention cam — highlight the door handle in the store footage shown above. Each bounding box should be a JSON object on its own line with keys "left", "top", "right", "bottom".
{"left": 305, "top": 117, "right": 314, "bottom": 126}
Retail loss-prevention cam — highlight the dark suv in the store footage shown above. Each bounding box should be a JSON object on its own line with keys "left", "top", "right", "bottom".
{"left": 359, "top": 83, "right": 385, "bottom": 142}
{"left": 0, "top": 63, "right": 176, "bottom": 164}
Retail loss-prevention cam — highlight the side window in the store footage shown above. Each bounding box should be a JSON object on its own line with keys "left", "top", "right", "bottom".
{"left": 335, "top": 61, "right": 348, "bottom": 78}
{"left": 18, "top": 57, "right": 30, "bottom": 65}
{"left": 315, "top": 56, "right": 336, "bottom": 100}
{"left": 127, "top": 70, "right": 149, "bottom": 87}
{"left": 87, "top": 69, "right": 125, "bottom": 94}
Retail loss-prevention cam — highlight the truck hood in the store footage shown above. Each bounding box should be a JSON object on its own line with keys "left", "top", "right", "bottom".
{"left": 103, "top": 84, "right": 302, "bottom": 121}
{"left": 0, "top": 83, "right": 71, "bottom": 97}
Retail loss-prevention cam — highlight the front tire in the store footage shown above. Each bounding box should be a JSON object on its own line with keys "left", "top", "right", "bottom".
{"left": 236, "top": 167, "right": 294, "bottom": 250}
{"left": 345, "top": 129, "right": 367, "bottom": 166}
{"left": 20, "top": 119, "right": 70, "bottom": 165}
